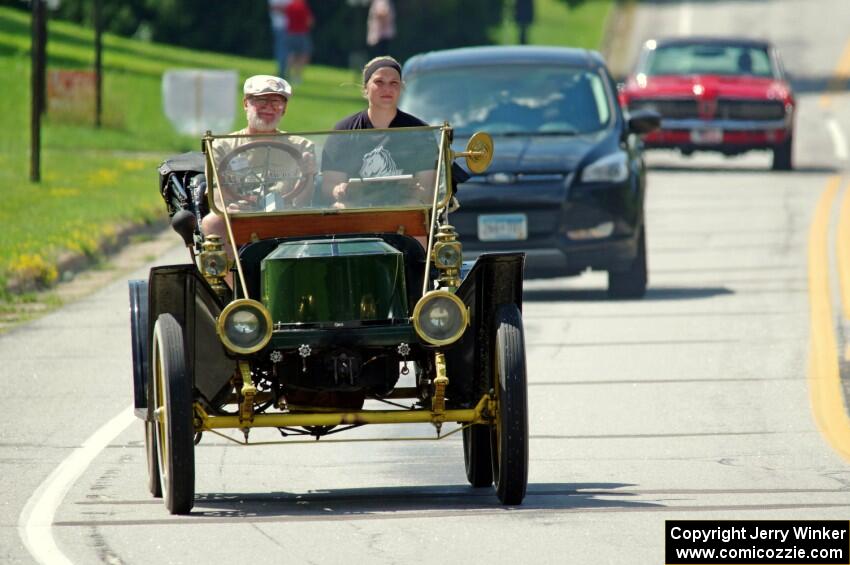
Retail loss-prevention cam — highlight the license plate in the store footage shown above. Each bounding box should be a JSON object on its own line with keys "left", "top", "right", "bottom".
{"left": 690, "top": 128, "right": 723, "bottom": 144}
{"left": 477, "top": 213, "right": 528, "bottom": 242}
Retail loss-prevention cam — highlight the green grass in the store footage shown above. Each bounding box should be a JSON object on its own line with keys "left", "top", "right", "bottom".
{"left": 492, "top": 0, "right": 614, "bottom": 50}
{"left": 0, "top": 6, "right": 363, "bottom": 293}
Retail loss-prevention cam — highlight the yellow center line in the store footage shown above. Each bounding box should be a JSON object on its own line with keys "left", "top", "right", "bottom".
{"left": 807, "top": 175, "right": 850, "bottom": 461}
{"left": 838, "top": 181, "right": 850, "bottom": 323}
{"left": 820, "top": 38, "right": 850, "bottom": 109}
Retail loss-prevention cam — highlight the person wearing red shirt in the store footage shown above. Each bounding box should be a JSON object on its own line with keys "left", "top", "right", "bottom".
{"left": 284, "top": 0, "right": 314, "bottom": 84}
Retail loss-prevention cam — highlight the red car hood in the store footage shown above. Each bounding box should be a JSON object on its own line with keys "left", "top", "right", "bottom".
{"left": 625, "top": 74, "right": 792, "bottom": 101}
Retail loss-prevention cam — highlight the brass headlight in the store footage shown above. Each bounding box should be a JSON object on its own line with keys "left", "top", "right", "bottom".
{"left": 412, "top": 291, "right": 468, "bottom": 346}
{"left": 217, "top": 299, "right": 273, "bottom": 354}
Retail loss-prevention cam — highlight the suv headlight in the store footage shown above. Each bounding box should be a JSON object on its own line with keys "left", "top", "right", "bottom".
{"left": 581, "top": 152, "right": 629, "bottom": 184}
{"left": 217, "top": 299, "right": 273, "bottom": 354}
{"left": 412, "top": 291, "right": 468, "bottom": 346}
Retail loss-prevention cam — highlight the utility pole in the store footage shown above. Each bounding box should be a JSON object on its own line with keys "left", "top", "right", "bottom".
{"left": 30, "top": 0, "right": 45, "bottom": 182}
{"left": 94, "top": 0, "right": 102, "bottom": 127}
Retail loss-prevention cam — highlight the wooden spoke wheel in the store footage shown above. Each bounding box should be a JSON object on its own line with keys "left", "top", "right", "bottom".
{"left": 153, "top": 314, "right": 195, "bottom": 514}
{"left": 489, "top": 304, "right": 529, "bottom": 505}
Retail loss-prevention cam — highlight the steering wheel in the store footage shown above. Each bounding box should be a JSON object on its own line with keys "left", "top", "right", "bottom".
{"left": 217, "top": 140, "right": 313, "bottom": 209}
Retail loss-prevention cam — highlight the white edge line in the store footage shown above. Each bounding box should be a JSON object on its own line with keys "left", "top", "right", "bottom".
{"left": 679, "top": 2, "right": 692, "bottom": 36}
{"left": 18, "top": 405, "right": 136, "bottom": 565}
{"left": 827, "top": 118, "right": 849, "bottom": 161}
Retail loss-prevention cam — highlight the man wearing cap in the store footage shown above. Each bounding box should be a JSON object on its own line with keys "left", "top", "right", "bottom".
{"left": 202, "top": 75, "right": 316, "bottom": 255}
{"left": 212, "top": 74, "right": 311, "bottom": 159}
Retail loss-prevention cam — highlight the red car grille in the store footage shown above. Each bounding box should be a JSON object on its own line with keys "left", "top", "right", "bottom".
{"left": 716, "top": 99, "right": 785, "bottom": 120}
{"left": 630, "top": 98, "right": 785, "bottom": 121}
{"left": 629, "top": 99, "right": 698, "bottom": 119}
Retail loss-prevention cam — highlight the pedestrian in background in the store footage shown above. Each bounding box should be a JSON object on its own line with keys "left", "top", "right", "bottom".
{"left": 285, "top": 0, "right": 314, "bottom": 84}
{"left": 268, "top": 0, "right": 292, "bottom": 78}
{"left": 366, "top": 0, "right": 395, "bottom": 59}
{"left": 515, "top": 0, "right": 534, "bottom": 45}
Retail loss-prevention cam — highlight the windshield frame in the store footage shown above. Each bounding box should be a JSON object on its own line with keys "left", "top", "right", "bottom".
{"left": 202, "top": 125, "right": 452, "bottom": 300}
{"left": 204, "top": 125, "right": 449, "bottom": 218}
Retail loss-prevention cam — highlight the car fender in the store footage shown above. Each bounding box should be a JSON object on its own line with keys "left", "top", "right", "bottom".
{"left": 129, "top": 279, "right": 150, "bottom": 419}
{"left": 445, "top": 252, "right": 525, "bottom": 406}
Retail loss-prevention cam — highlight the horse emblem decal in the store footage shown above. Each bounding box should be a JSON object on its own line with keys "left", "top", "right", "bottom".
{"left": 360, "top": 144, "right": 401, "bottom": 178}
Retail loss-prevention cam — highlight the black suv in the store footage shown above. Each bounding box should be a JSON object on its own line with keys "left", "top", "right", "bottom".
{"left": 401, "top": 46, "right": 659, "bottom": 297}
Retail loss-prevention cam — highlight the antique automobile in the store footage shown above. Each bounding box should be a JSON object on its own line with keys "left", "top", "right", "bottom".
{"left": 400, "top": 46, "right": 660, "bottom": 297}
{"left": 129, "top": 125, "right": 529, "bottom": 514}
{"left": 620, "top": 37, "right": 796, "bottom": 170}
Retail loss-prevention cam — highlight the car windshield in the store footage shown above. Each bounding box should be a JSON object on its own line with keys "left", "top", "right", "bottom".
{"left": 642, "top": 44, "right": 775, "bottom": 78}
{"left": 401, "top": 65, "right": 612, "bottom": 136}
{"left": 206, "top": 127, "right": 446, "bottom": 215}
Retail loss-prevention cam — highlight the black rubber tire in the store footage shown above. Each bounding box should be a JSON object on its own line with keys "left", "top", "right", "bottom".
{"left": 144, "top": 419, "right": 162, "bottom": 498}
{"left": 463, "top": 424, "right": 493, "bottom": 487}
{"left": 153, "top": 314, "right": 195, "bottom": 514}
{"left": 489, "top": 304, "right": 529, "bottom": 505}
{"left": 608, "top": 228, "right": 648, "bottom": 299}
{"left": 772, "top": 135, "right": 793, "bottom": 171}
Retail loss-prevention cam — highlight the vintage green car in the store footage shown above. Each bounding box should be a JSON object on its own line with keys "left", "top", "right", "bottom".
{"left": 129, "top": 125, "right": 528, "bottom": 514}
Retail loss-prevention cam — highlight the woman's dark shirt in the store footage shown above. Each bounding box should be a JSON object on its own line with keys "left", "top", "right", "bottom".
{"left": 321, "top": 109, "right": 436, "bottom": 178}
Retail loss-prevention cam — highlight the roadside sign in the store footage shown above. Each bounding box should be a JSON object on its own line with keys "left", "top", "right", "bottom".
{"left": 162, "top": 69, "right": 238, "bottom": 135}
{"left": 47, "top": 69, "right": 95, "bottom": 121}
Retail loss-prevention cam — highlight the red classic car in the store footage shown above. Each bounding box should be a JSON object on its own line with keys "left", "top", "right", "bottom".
{"left": 620, "top": 37, "right": 795, "bottom": 170}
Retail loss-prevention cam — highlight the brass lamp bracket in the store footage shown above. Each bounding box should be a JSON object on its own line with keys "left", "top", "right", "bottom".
{"left": 431, "top": 353, "right": 449, "bottom": 428}
{"left": 238, "top": 361, "right": 257, "bottom": 427}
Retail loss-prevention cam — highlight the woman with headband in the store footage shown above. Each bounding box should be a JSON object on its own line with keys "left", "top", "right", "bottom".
{"left": 320, "top": 56, "right": 438, "bottom": 207}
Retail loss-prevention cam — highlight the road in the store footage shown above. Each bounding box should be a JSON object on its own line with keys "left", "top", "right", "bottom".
{"left": 3, "top": 1, "right": 850, "bottom": 563}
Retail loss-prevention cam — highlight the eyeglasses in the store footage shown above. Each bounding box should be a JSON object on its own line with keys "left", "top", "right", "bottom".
{"left": 248, "top": 96, "right": 286, "bottom": 108}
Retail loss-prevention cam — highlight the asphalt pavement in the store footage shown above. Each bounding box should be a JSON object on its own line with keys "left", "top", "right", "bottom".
{"left": 3, "top": 1, "right": 850, "bottom": 563}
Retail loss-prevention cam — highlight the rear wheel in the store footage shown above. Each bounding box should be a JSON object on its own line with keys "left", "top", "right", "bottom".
{"left": 463, "top": 424, "right": 493, "bottom": 487}
{"left": 489, "top": 304, "right": 528, "bottom": 505}
{"left": 153, "top": 314, "right": 195, "bottom": 514}
{"left": 772, "top": 134, "right": 793, "bottom": 171}
{"left": 608, "top": 228, "right": 647, "bottom": 299}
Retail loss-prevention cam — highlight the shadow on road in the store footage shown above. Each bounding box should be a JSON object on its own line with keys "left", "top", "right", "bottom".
{"left": 189, "top": 482, "right": 660, "bottom": 519}
{"left": 523, "top": 286, "right": 732, "bottom": 302}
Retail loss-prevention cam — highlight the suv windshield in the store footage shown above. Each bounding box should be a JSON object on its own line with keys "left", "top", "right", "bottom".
{"left": 401, "top": 65, "right": 612, "bottom": 136}
{"left": 642, "top": 44, "right": 775, "bottom": 78}
{"left": 206, "top": 127, "right": 446, "bottom": 214}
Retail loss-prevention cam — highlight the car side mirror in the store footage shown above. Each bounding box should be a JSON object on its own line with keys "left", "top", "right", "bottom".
{"left": 627, "top": 109, "right": 661, "bottom": 135}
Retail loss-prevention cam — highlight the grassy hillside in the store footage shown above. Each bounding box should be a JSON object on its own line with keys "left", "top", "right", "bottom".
{"left": 0, "top": 6, "right": 363, "bottom": 293}
{"left": 493, "top": 0, "right": 614, "bottom": 50}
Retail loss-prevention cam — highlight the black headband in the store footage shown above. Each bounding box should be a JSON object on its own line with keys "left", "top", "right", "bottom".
{"left": 363, "top": 59, "right": 402, "bottom": 85}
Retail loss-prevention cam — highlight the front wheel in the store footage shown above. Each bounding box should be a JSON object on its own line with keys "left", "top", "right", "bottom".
{"left": 772, "top": 134, "right": 793, "bottom": 171}
{"left": 608, "top": 228, "right": 647, "bottom": 299}
{"left": 489, "top": 304, "right": 529, "bottom": 505}
{"left": 153, "top": 314, "right": 195, "bottom": 514}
